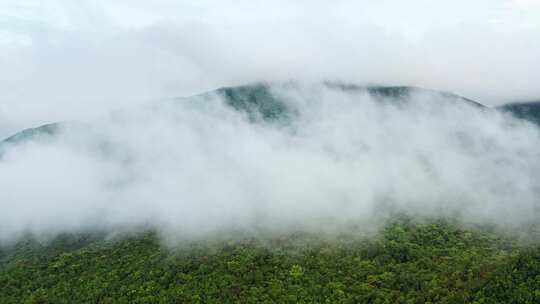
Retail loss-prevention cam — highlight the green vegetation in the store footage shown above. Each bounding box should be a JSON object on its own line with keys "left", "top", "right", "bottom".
{"left": 0, "top": 123, "right": 61, "bottom": 157}
{"left": 3, "top": 84, "right": 538, "bottom": 157}
{"left": 218, "top": 83, "right": 292, "bottom": 122}
{"left": 1, "top": 219, "right": 539, "bottom": 303}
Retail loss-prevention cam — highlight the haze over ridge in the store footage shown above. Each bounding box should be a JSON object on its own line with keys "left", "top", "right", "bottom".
{"left": 1, "top": 83, "right": 539, "bottom": 244}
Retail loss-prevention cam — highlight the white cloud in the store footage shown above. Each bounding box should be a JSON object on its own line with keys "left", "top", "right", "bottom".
{"left": 1, "top": 85, "right": 540, "bottom": 243}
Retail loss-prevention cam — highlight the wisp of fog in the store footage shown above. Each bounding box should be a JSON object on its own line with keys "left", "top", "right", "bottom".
{"left": 1, "top": 84, "right": 539, "bottom": 244}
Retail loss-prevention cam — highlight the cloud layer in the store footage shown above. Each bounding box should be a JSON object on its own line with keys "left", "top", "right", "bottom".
{"left": 1, "top": 1, "right": 539, "bottom": 244}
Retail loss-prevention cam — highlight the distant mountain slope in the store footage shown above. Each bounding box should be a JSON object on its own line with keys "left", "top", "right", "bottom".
{"left": 196, "top": 82, "right": 486, "bottom": 126}
{"left": 0, "top": 123, "right": 62, "bottom": 157}
{"left": 498, "top": 101, "right": 540, "bottom": 125}
{"left": 0, "top": 82, "right": 491, "bottom": 153}
{"left": 324, "top": 82, "right": 484, "bottom": 108}
{"left": 216, "top": 83, "right": 290, "bottom": 121}
{"left": 1, "top": 123, "right": 59, "bottom": 145}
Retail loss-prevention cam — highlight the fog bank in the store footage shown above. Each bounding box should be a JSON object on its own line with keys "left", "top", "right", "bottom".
{"left": 1, "top": 84, "right": 539, "bottom": 243}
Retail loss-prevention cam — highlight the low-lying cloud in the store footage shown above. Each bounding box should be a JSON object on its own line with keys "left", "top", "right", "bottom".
{"left": 1, "top": 0, "right": 540, "bottom": 138}
{"left": 1, "top": 85, "right": 539, "bottom": 244}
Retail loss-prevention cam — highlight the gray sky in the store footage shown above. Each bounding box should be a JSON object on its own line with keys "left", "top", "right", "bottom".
{"left": 1, "top": 0, "right": 539, "bottom": 134}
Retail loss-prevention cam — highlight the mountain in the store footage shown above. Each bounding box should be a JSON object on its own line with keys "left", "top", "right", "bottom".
{"left": 498, "top": 101, "right": 540, "bottom": 125}
{"left": 323, "top": 82, "right": 484, "bottom": 107}
{"left": 1, "top": 84, "right": 540, "bottom": 303}
{"left": 0, "top": 83, "right": 486, "bottom": 151}
{"left": 215, "top": 82, "right": 485, "bottom": 121}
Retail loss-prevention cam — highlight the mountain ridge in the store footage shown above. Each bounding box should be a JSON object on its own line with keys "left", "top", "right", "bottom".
{"left": 2, "top": 83, "right": 540, "bottom": 155}
{"left": 0, "top": 83, "right": 489, "bottom": 149}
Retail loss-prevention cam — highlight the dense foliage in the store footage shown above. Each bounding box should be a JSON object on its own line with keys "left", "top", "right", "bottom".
{"left": 1, "top": 220, "right": 539, "bottom": 303}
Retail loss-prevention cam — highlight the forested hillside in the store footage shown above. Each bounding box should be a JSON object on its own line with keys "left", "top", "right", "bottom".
{"left": 1, "top": 219, "right": 539, "bottom": 303}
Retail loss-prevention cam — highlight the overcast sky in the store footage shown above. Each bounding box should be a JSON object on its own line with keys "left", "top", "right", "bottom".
{"left": 1, "top": 0, "right": 539, "bottom": 134}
